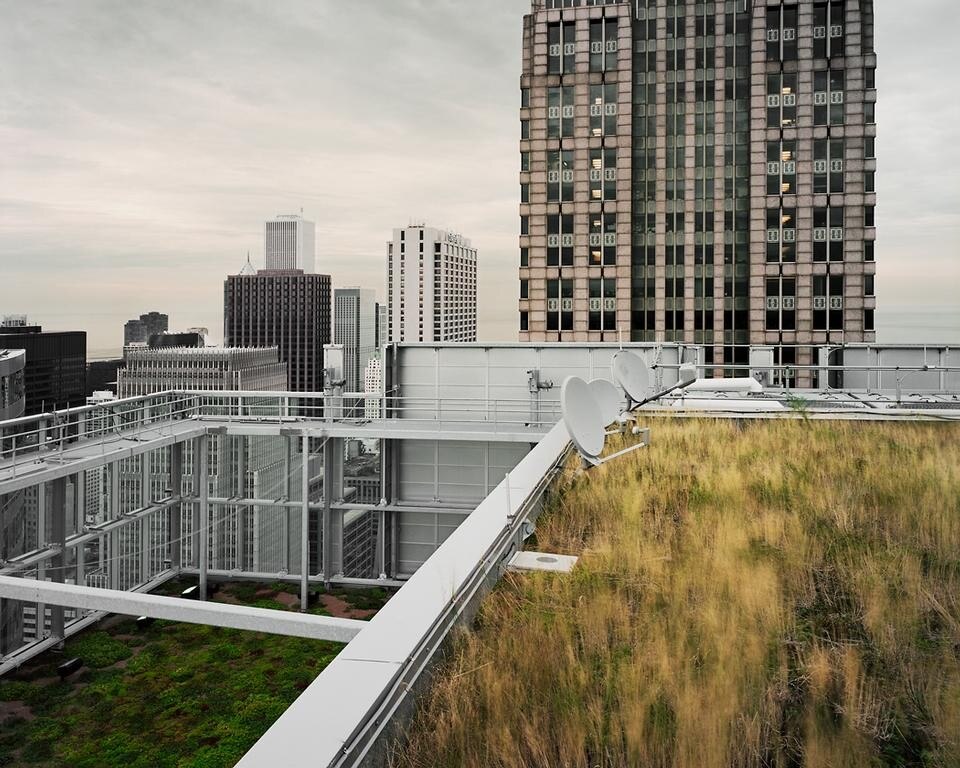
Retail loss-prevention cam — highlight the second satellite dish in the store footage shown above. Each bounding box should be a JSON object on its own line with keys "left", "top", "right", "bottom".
{"left": 611, "top": 351, "right": 653, "bottom": 404}
{"left": 588, "top": 378, "right": 623, "bottom": 426}
{"left": 560, "top": 376, "right": 606, "bottom": 459}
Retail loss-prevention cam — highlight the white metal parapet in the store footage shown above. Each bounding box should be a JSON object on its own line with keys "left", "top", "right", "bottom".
{"left": 0, "top": 576, "right": 365, "bottom": 644}
{"left": 237, "top": 420, "right": 573, "bottom": 768}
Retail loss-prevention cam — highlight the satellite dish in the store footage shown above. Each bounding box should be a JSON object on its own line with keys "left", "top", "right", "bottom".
{"left": 611, "top": 351, "right": 652, "bottom": 404}
{"left": 588, "top": 379, "right": 622, "bottom": 426}
{"left": 560, "top": 376, "right": 605, "bottom": 460}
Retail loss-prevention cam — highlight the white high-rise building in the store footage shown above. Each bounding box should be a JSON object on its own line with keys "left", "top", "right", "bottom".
{"left": 386, "top": 225, "right": 477, "bottom": 343}
{"left": 363, "top": 356, "right": 382, "bottom": 419}
{"left": 265, "top": 214, "right": 316, "bottom": 272}
{"left": 333, "top": 288, "right": 377, "bottom": 394}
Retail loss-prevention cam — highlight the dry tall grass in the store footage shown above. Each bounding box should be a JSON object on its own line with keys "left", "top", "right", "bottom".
{"left": 393, "top": 418, "right": 960, "bottom": 768}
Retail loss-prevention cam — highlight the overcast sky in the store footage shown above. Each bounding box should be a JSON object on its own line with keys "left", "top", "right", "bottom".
{"left": 1, "top": 0, "right": 957, "bottom": 354}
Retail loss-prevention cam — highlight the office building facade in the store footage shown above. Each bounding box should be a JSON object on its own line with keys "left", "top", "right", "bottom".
{"left": 117, "top": 346, "right": 287, "bottom": 397}
{"left": 518, "top": 0, "right": 877, "bottom": 378}
{"left": 0, "top": 325, "right": 86, "bottom": 414}
{"left": 334, "top": 288, "right": 377, "bottom": 394}
{"left": 265, "top": 214, "right": 316, "bottom": 273}
{"left": 224, "top": 267, "right": 332, "bottom": 393}
{"left": 386, "top": 225, "right": 478, "bottom": 343}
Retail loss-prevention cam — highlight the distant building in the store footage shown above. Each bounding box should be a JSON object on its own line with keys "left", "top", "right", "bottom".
{"left": 363, "top": 355, "right": 383, "bottom": 419}
{"left": 147, "top": 331, "right": 204, "bottom": 349}
{"left": 123, "top": 312, "right": 168, "bottom": 346}
{"left": 0, "top": 349, "right": 26, "bottom": 652}
{"left": 265, "top": 214, "right": 315, "bottom": 273}
{"left": 117, "top": 346, "right": 287, "bottom": 397}
{"left": 86, "top": 358, "right": 123, "bottom": 397}
{"left": 114, "top": 346, "right": 290, "bottom": 586}
{"left": 334, "top": 288, "right": 377, "bottom": 394}
{"left": 0, "top": 325, "right": 86, "bottom": 415}
{"left": 224, "top": 263, "right": 331, "bottom": 394}
{"left": 375, "top": 302, "right": 388, "bottom": 348}
{"left": 387, "top": 225, "right": 477, "bottom": 343}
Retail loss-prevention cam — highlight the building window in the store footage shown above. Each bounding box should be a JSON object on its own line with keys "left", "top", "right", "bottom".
{"left": 520, "top": 311, "right": 528, "bottom": 332}
{"left": 813, "top": 139, "right": 844, "bottom": 194}
{"left": 865, "top": 170, "right": 875, "bottom": 193}
{"left": 520, "top": 247, "right": 528, "bottom": 267}
{"left": 521, "top": 87, "right": 529, "bottom": 108}
{"left": 865, "top": 136, "right": 876, "bottom": 159}
{"left": 588, "top": 278, "right": 617, "bottom": 331}
{"left": 813, "top": 1, "right": 845, "bottom": 59}
{"left": 864, "top": 205, "right": 875, "bottom": 227}
{"left": 813, "top": 206, "right": 844, "bottom": 262}
{"left": 864, "top": 308, "right": 875, "bottom": 331}
{"left": 547, "top": 150, "right": 575, "bottom": 202}
{"left": 589, "top": 83, "right": 618, "bottom": 137}
{"left": 520, "top": 215, "right": 529, "bottom": 236}
{"left": 865, "top": 274, "right": 875, "bottom": 296}
{"left": 813, "top": 274, "right": 844, "bottom": 331}
{"left": 766, "top": 5, "right": 798, "bottom": 62}
{"left": 813, "top": 69, "right": 844, "bottom": 126}
{"left": 766, "top": 72, "right": 797, "bottom": 128}
{"left": 547, "top": 86, "right": 575, "bottom": 139}
{"left": 767, "top": 140, "right": 797, "bottom": 196}
{"left": 547, "top": 214, "right": 574, "bottom": 267}
{"left": 589, "top": 148, "right": 617, "bottom": 201}
{"left": 547, "top": 21, "right": 576, "bottom": 75}
{"left": 546, "top": 278, "right": 574, "bottom": 332}
{"left": 765, "top": 207, "right": 796, "bottom": 263}
{"left": 521, "top": 151, "right": 529, "bottom": 172}
{"left": 865, "top": 66, "right": 876, "bottom": 90}
{"left": 864, "top": 240, "right": 875, "bottom": 261}
{"left": 521, "top": 119, "right": 529, "bottom": 140}
{"left": 765, "top": 277, "right": 796, "bottom": 331}
{"left": 589, "top": 18, "right": 618, "bottom": 72}
{"left": 520, "top": 183, "right": 529, "bottom": 203}
{"left": 520, "top": 279, "right": 529, "bottom": 300}
{"left": 589, "top": 213, "right": 616, "bottom": 266}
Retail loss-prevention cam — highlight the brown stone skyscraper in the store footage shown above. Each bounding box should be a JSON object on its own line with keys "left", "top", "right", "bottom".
{"left": 518, "top": 0, "right": 877, "bottom": 381}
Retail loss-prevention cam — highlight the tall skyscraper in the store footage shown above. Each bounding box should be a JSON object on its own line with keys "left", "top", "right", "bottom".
{"left": 0, "top": 324, "right": 86, "bottom": 414}
{"left": 518, "top": 0, "right": 877, "bottom": 379}
{"left": 386, "top": 225, "right": 478, "bottom": 343}
{"left": 224, "top": 263, "right": 331, "bottom": 393}
{"left": 333, "top": 288, "right": 377, "bottom": 394}
{"left": 265, "top": 214, "right": 316, "bottom": 272}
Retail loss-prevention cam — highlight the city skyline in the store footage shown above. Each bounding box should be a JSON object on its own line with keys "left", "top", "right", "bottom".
{"left": 1, "top": 0, "right": 958, "bottom": 355}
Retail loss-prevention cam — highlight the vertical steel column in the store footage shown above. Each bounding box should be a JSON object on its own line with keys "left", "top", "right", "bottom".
{"left": 169, "top": 442, "right": 183, "bottom": 571}
{"left": 109, "top": 462, "right": 120, "bottom": 590}
{"left": 49, "top": 477, "right": 66, "bottom": 641}
{"left": 300, "top": 433, "right": 309, "bottom": 611}
{"left": 140, "top": 451, "right": 150, "bottom": 585}
{"left": 75, "top": 472, "right": 85, "bottom": 587}
{"left": 197, "top": 434, "right": 209, "bottom": 600}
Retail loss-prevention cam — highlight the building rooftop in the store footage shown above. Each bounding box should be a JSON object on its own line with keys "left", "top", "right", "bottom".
{"left": 396, "top": 417, "right": 960, "bottom": 766}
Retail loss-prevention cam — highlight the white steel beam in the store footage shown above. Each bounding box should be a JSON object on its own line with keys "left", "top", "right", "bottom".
{"left": 0, "top": 576, "right": 365, "bottom": 644}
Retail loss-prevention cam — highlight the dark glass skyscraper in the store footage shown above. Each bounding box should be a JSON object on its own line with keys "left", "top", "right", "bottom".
{"left": 223, "top": 268, "right": 331, "bottom": 393}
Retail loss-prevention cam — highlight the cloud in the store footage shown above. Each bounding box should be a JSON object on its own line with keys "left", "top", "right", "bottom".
{"left": 0, "top": 0, "right": 956, "bottom": 351}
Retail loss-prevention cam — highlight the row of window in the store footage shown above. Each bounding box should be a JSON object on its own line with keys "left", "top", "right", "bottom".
{"left": 547, "top": 19, "right": 619, "bottom": 75}
{"left": 766, "top": 2, "right": 848, "bottom": 62}
{"left": 766, "top": 139, "right": 876, "bottom": 195}
{"left": 521, "top": 148, "right": 618, "bottom": 202}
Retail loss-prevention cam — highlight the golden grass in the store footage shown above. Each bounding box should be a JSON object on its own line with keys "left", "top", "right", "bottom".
{"left": 393, "top": 418, "right": 960, "bottom": 768}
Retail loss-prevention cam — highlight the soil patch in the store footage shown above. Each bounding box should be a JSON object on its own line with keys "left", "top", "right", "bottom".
{"left": 318, "top": 594, "right": 376, "bottom": 620}
{"left": 0, "top": 700, "right": 35, "bottom": 722}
